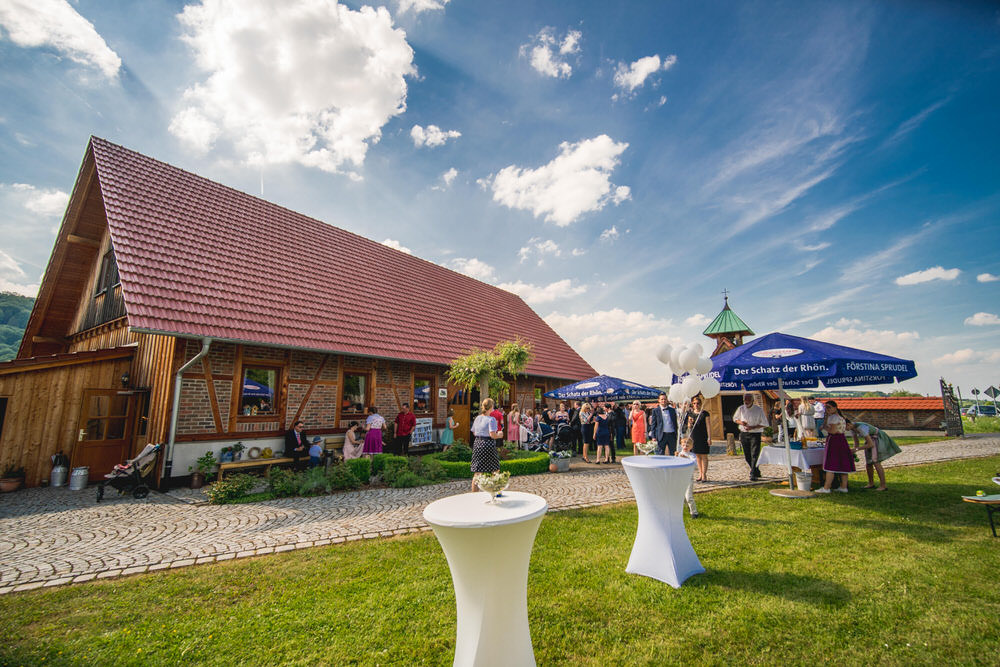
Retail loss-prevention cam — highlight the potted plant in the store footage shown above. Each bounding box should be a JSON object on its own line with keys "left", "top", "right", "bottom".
{"left": 549, "top": 449, "right": 572, "bottom": 473}
{"left": 220, "top": 446, "right": 233, "bottom": 463}
{"left": 762, "top": 426, "right": 774, "bottom": 444}
{"left": 1, "top": 464, "right": 26, "bottom": 492}
{"left": 230, "top": 441, "right": 246, "bottom": 462}
{"left": 188, "top": 451, "right": 217, "bottom": 489}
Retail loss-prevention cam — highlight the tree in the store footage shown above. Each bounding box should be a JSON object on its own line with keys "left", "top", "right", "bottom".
{"left": 447, "top": 339, "right": 533, "bottom": 402}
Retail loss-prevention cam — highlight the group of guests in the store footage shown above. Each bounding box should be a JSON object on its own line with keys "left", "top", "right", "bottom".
{"left": 737, "top": 394, "right": 901, "bottom": 493}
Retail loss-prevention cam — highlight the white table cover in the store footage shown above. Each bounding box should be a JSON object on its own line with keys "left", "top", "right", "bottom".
{"left": 423, "top": 491, "right": 548, "bottom": 667}
{"left": 621, "top": 456, "right": 704, "bottom": 588}
{"left": 758, "top": 445, "right": 825, "bottom": 470}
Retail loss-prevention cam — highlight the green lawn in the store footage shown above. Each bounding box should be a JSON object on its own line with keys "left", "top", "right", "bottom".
{"left": 2, "top": 456, "right": 999, "bottom": 666}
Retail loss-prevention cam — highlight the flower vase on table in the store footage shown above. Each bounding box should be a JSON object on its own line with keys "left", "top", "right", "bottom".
{"left": 637, "top": 441, "right": 656, "bottom": 455}
{"left": 477, "top": 470, "right": 511, "bottom": 503}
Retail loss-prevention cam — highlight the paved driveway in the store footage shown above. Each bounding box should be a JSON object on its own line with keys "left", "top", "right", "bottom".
{"left": 2, "top": 435, "right": 997, "bottom": 594}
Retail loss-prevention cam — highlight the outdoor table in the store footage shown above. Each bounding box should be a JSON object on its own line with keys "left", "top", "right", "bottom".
{"left": 961, "top": 494, "right": 1000, "bottom": 537}
{"left": 758, "top": 445, "right": 826, "bottom": 471}
{"left": 621, "top": 455, "right": 704, "bottom": 588}
{"left": 423, "top": 491, "right": 548, "bottom": 667}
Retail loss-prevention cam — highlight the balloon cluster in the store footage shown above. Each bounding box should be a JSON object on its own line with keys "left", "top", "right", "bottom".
{"left": 656, "top": 343, "right": 721, "bottom": 402}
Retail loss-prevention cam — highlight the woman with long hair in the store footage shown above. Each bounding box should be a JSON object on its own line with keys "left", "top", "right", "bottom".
{"left": 507, "top": 402, "right": 521, "bottom": 447}
{"left": 630, "top": 401, "right": 647, "bottom": 455}
{"left": 593, "top": 404, "right": 612, "bottom": 464}
{"left": 815, "top": 400, "right": 854, "bottom": 493}
{"left": 343, "top": 421, "right": 364, "bottom": 460}
{"left": 470, "top": 398, "right": 504, "bottom": 491}
{"left": 684, "top": 395, "right": 712, "bottom": 482}
{"left": 579, "top": 402, "right": 594, "bottom": 463}
{"left": 440, "top": 409, "right": 456, "bottom": 450}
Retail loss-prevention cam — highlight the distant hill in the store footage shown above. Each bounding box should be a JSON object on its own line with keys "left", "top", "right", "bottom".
{"left": 0, "top": 292, "right": 34, "bottom": 362}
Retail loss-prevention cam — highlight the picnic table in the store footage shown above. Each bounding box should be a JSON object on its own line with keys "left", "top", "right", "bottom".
{"left": 962, "top": 494, "right": 1000, "bottom": 537}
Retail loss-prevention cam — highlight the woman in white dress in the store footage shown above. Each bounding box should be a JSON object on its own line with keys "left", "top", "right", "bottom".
{"left": 342, "top": 421, "right": 364, "bottom": 460}
{"left": 796, "top": 398, "right": 816, "bottom": 439}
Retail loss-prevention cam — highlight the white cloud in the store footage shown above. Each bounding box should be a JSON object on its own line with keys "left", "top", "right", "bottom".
{"left": 487, "top": 134, "right": 629, "bottom": 226}
{"left": 441, "top": 167, "right": 458, "bottom": 186}
{"left": 798, "top": 241, "right": 830, "bottom": 252}
{"left": 612, "top": 54, "right": 676, "bottom": 96}
{"left": 684, "top": 313, "right": 711, "bottom": 327}
{"left": 521, "top": 27, "right": 581, "bottom": 79}
{"left": 833, "top": 317, "right": 862, "bottom": 327}
{"left": 518, "top": 237, "right": 561, "bottom": 263}
{"left": 411, "top": 124, "right": 461, "bottom": 148}
{"left": 571, "top": 248, "right": 585, "bottom": 257}
{"left": 977, "top": 273, "right": 999, "bottom": 283}
{"left": 381, "top": 238, "right": 411, "bottom": 254}
{"left": 497, "top": 279, "right": 585, "bottom": 305}
{"left": 964, "top": 312, "right": 1000, "bottom": 326}
{"left": 396, "top": 0, "right": 449, "bottom": 13}
{"left": 0, "top": 0, "right": 122, "bottom": 79}
{"left": 894, "top": 266, "right": 960, "bottom": 286}
{"left": 612, "top": 186, "right": 631, "bottom": 204}
{"left": 810, "top": 324, "right": 920, "bottom": 353}
{"left": 882, "top": 97, "right": 950, "bottom": 147}
{"left": 4, "top": 183, "right": 69, "bottom": 217}
{"left": 932, "top": 348, "right": 978, "bottom": 366}
{"left": 170, "top": 0, "right": 415, "bottom": 175}
{"left": 599, "top": 226, "right": 619, "bottom": 242}
{"left": 0, "top": 249, "right": 38, "bottom": 297}
{"left": 447, "top": 257, "right": 496, "bottom": 282}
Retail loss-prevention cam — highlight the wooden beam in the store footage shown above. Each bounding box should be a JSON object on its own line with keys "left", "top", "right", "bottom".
{"left": 292, "top": 355, "right": 328, "bottom": 427}
{"left": 31, "top": 336, "right": 64, "bottom": 344}
{"left": 66, "top": 234, "right": 101, "bottom": 248}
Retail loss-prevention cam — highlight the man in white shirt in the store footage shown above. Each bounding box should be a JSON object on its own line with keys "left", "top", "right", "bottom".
{"left": 733, "top": 393, "right": 768, "bottom": 480}
{"left": 813, "top": 397, "right": 826, "bottom": 437}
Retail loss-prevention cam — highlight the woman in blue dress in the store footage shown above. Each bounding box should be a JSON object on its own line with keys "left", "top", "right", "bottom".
{"left": 593, "top": 404, "right": 612, "bottom": 464}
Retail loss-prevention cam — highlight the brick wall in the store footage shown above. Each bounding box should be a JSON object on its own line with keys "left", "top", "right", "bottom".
{"left": 176, "top": 378, "right": 214, "bottom": 434}
{"left": 841, "top": 409, "right": 944, "bottom": 431}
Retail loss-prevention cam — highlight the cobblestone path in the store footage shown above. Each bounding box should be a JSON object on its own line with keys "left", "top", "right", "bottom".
{"left": 2, "top": 435, "right": 997, "bottom": 594}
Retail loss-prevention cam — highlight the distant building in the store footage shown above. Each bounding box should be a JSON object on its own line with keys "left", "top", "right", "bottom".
{"left": 0, "top": 137, "right": 595, "bottom": 486}
{"left": 815, "top": 396, "right": 945, "bottom": 432}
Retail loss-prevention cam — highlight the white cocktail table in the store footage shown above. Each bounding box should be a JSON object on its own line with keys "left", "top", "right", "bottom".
{"left": 423, "top": 491, "right": 548, "bottom": 667}
{"left": 622, "top": 455, "right": 705, "bottom": 588}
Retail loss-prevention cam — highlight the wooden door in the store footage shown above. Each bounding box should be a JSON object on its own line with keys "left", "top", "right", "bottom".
{"left": 447, "top": 382, "right": 471, "bottom": 446}
{"left": 74, "top": 390, "right": 133, "bottom": 478}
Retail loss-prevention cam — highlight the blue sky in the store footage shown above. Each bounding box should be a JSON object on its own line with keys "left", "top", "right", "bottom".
{"left": 1, "top": 0, "right": 998, "bottom": 396}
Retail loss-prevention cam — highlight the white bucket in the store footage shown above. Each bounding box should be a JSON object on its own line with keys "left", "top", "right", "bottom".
{"left": 68, "top": 466, "right": 89, "bottom": 491}
{"left": 794, "top": 471, "right": 812, "bottom": 492}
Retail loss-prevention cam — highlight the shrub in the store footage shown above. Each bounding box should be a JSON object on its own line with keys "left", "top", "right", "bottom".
{"left": 327, "top": 463, "right": 361, "bottom": 491}
{"left": 205, "top": 474, "right": 256, "bottom": 504}
{"left": 438, "top": 443, "right": 472, "bottom": 462}
{"left": 371, "top": 453, "right": 408, "bottom": 476}
{"left": 414, "top": 457, "right": 447, "bottom": 482}
{"left": 380, "top": 456, "right": 411, "bottom": 486}
{"left": 345, "top": 457, "right": 371, "bottom": 483}
{"left": 422, "top": 450, "right": 550, "bottom": 478}
{"left": 389, "top": 470, "right": 426, "bottom": 488}
{"left": 298, "top": 466, "right": 330, "bottom": 496}
{"left": 267, "top": 467, "right": 299, "bottom": 498}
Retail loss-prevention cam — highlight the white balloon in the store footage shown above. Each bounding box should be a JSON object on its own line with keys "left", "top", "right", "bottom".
{"left": 669, "top": 383, "right": 685, "bottom": 403}
{"left": 690, "top": 343, "right": 704, "bottom": 357}
{"left": 701, "top": 377, "right": 721, "bottom": 399}
{"left": 679, "top": 348, "right": 699, "bottom": 372}
{"left": 695, "top": 357, "right": 713, "bottom": 375}
{"left": 656, "top": 344, "right": 673, "bottom": 365}
{"left": 682, "top": 375, "right": 703, "bottom": 398}
{"left": 670, "top": 346, "right": 683, "bottom": 369}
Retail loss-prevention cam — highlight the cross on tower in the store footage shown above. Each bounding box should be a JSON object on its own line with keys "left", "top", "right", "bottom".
{"left": 721, "top": 288, "right": 729, "bottom": 305}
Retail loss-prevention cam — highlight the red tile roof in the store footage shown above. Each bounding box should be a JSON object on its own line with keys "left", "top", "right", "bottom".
{"left": 89, "top": 137, "right": 596, "bottom": 380}
{"left": 816, "top": 397, "right": 943, "bottom": 411}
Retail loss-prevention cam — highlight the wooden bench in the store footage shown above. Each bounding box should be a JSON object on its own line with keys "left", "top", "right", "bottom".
{"left": 962, "top": 494, "right": 1000, "bottom": 537}
{"left": 218, "top": 457, "right": 294, "bottom": 481}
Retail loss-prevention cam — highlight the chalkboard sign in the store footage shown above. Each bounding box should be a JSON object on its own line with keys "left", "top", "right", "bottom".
{"left": 412, "top": 417, "right": 434, "bottom": 445}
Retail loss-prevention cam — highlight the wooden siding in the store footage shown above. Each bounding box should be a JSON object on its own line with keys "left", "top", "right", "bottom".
{"left": 0, "top": 351, "right": 134, "bottom": 487}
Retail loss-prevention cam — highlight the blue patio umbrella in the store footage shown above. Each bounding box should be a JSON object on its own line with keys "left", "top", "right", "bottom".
{"left": 544, "top": 375, "right": 662, "bottom": 402}
{"left": 242, "top": 379, "right": 273, "bottom": 398}
{"left": 707, "top": 332, "right": 917, "bottom": 489}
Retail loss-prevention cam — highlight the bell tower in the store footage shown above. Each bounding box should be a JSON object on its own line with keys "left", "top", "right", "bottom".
{"left": 702, "top": 290, "right": 754, "bottom": 357}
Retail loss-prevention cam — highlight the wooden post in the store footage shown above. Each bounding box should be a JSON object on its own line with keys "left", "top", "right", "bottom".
{"left": 726, "top": 432, "right": 736, "bottom": 456}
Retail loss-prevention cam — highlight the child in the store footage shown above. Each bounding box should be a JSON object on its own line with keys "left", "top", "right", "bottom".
{"left": 678, "top": 437, "right": 699, "bottom": 518}
{"left": 308, "top": 436, "right": 324, "bottom": 468}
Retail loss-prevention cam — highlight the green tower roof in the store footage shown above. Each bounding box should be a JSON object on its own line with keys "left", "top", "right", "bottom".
{"left": 702, "top": 298, "right": 754, "bottom": 337}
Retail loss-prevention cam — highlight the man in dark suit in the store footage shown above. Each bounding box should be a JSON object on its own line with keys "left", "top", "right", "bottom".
{"left": 285, "top": 420, "right": 309, "bottom": 470}
{"left": 646, "top": 392, "right": 679, "bottom": 455}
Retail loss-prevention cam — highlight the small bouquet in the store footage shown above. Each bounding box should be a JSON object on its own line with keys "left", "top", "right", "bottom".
{"left": 549, "top": 449, "right": 572, "bottom": 460}
{"left": 478, "top": 470, "right": 511, "bottom": 502}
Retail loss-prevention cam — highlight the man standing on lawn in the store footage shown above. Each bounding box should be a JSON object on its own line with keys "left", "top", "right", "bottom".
{"left": 394, "top": 403, "right": 417, "bottom": 456}
{"left": 734, "top": 393, "right": 769, "bottom": 480}
{"left": 647, "top": 392, "right": 679, "bottom": 455}
{"left": 813, "top": 396, "right": 826, "bottom": 437}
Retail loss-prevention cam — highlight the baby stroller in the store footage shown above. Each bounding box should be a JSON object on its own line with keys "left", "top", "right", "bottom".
{"left": 525, "top": 422, "right": 554, "bottom": 452}
{"left": 96, "top": 443, "right": 161, "bottom": 502}
{"left": 551, "top": 423, "right": 576, "bottom": 455}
